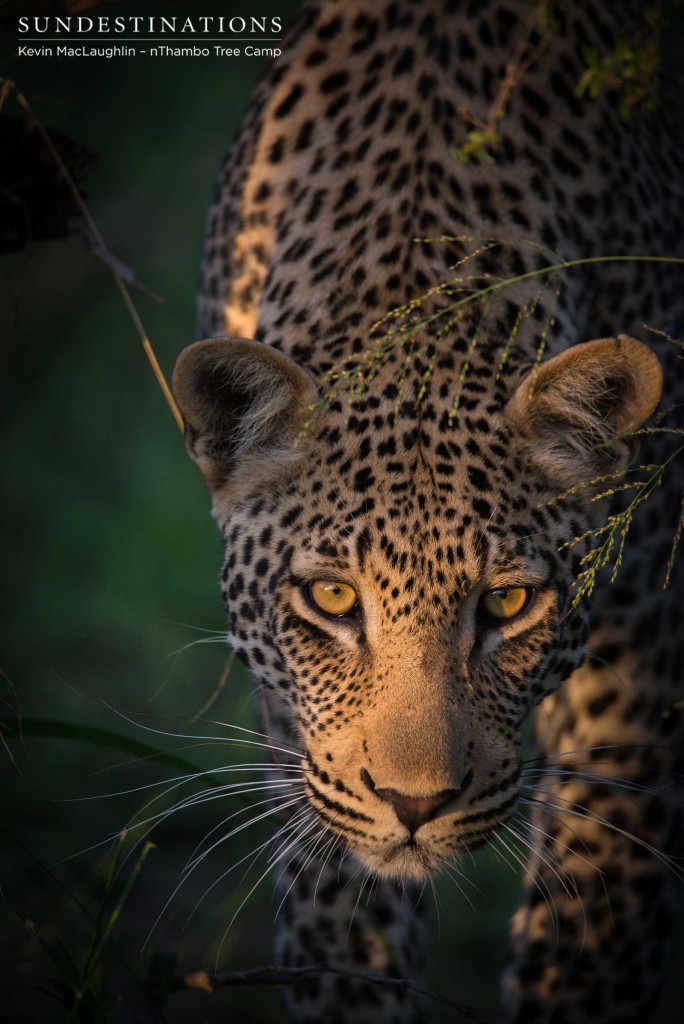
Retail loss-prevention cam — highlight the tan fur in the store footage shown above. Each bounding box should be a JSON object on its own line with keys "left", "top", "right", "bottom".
{"left": 507, "top": 335, "right": 663, "bottom": 484}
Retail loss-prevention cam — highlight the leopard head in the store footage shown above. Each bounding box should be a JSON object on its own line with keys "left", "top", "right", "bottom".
{"left": 173, "top": 335, "right": 661, "bottom": 879}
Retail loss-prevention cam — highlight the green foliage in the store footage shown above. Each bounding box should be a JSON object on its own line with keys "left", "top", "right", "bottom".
{"left": 575, "top": 1, "right": 683, "bottom": 119}
{"left": 550, "top": 325, "right": 684, "bottom": 606}
{"left": 3, "top": 718, "right": 213, "bottom": 779}
{"left": 455, "top": 128, "right": 500, "bottom": 165}
{"left": 558, "top": 446, "right": 684, "bottom": 608}
{"left": 15, "top": 839, "right": 155, "bottom": 1024}
{"left": 307, "top": 249, "right": 682, "bottom": 421}
{"left": 576, "top": 36, "right": 659, "bottom": 119}
{"left": 455, "top": 0, "right": 677, "bottom": 163}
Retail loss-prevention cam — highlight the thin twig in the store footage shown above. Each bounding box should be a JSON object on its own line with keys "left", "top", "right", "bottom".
{"left": 188, "top": 651, "right": 236, "bottom": 725}
{"left": 457, "top": 1, "right": 554, "bottom": 159}
{"left": 170, "top": 963, "right": 489, "bottom": 1022}
{"left": 488, "top": 2, "right": 552, "bottom": 125}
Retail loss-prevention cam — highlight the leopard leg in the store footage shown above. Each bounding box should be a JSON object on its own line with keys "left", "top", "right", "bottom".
{"left": 501, "top": 632, "right": 683, "bottom": 1024}
{"left": 274, "top": 851, "right": 423, "bottom": 1024}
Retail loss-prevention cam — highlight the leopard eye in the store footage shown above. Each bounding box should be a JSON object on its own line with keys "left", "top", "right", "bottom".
{"left": 309, "top": 580, "right": 358, "bottom": 618}
{"left": 480, "top": 586, "right": 532, "bottom": 622}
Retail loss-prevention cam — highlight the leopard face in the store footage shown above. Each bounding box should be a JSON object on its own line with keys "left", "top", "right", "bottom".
{"left": 173, "top": 333, "right": 661, "bottom": 880}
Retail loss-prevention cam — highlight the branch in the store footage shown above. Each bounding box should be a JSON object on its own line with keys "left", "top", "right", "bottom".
{"left": 170, "top": 963, "right": 490, "bottom": 1023}
{"left": 456, "top": 0, "right": 554, "bottom": 162}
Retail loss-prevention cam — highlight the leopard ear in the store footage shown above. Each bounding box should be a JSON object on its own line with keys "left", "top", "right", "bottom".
{"left": 172, "top": 338, "right": 317, "bottom": 495}
{"left": 506, "top": 335, "right": 662, "bottom": 485}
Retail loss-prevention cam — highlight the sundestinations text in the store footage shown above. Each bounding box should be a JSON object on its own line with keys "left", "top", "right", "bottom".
{"left": 18, "top": 16, "right": 282, "bottom": 35}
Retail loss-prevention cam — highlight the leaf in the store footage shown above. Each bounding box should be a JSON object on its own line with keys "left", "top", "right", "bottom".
{"left": 2, "top": 718, "right": 214, "bottom": 782}
{"left": 22, "top": 917, "right": 82, "bottom": 987}
{"left": 575, "top": 67, "right": 595, "bottom": 97}
{"left": 581, "top": 44, "right": 601, "bottom": 68}
{"left": 455, "top": 130, "right": 499, "bottom": 165}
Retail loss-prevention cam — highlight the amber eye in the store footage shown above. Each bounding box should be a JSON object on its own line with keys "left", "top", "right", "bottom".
{"left": 480, "top": 586, "right": 532, "bottom": 622}
{"left": 309, "top": 580, "right": 358, "bottom": 618}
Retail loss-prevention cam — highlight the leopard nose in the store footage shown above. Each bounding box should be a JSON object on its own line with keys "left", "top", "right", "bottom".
{"left": 360, "top": 769, "right": 461, "bottom": 835}
{"left": 375, "top": 787, "right": 460, "bottom": 833}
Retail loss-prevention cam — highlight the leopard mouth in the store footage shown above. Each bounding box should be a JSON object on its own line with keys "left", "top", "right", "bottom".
{"left": 385, "top": 808, "right": 512, "bottom": 869}
{"left": 303, "top": 758, "right": 521, "bottom": 879}
{"left": 307, "top": 789, "right": 520, "bottom": 881}
{"left": 360, "top": 825, "right": 499, "bottom": 880}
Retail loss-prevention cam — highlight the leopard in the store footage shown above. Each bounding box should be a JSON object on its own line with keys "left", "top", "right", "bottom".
{"left": 171, "top": 1, "right": 684, "bottom": 1021}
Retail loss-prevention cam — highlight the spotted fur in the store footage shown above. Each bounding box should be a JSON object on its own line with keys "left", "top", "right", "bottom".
{"left": 174, "top": 1, "right": 684, "bottom": 1021}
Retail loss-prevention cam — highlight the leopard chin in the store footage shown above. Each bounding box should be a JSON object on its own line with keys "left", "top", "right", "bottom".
{"left": 329, "top": 813, "right": 509, "bottom": 883}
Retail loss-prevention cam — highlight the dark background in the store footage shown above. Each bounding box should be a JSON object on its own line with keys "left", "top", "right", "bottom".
{"left": 1, "top": 1, "right": 682, "bottom": 1021}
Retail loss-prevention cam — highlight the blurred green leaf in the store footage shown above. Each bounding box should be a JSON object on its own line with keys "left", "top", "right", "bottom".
{"left": 3, "top": 717, "right": 213, "bottom": 780}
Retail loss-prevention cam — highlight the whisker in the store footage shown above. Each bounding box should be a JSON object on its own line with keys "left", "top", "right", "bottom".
{"left": 493, "top": 829, "right": 559, "bottom": 938}
{"left": 523, "top": 766, "right": 682, "bottom": 801}
{"left": 274, "top": 823, "right": 329, "bottom": 919}
{"left": 62, "top": 762, "right": 305, "bottom": 803}
{"left": 202, "top": 718, "right": 304, "bottom": 759}
{"left": 181, "top": 785, "right": 302, "bottom": 872}
{"left": 487, "top": 832, "right": 518, "bottom": 878}
{"left": 313, "top": 833, "right": 343, "bottom": 905}
{"left": 187, "top": 805, "right": 313, "bottom": 929}
{"left": 439, "top": 860, "right": 480, "bottom": 911}
{"left": 430, "top": 876, "right": 442, "bottom": 937}
{"left": 365, "top": 870, "right": 382, "bottom": 910}
{"left": 213, "top": 814, "right": 320, "bottom": 968}
{"left": 146, "top": 779, "right": 298, "bottom": 838}
{"left": 183, "top": 789, "right": 305, "bottom": 875}
{"left": 266, "top": 805, "right": 315, "bottom": 865}
{"left": 48, "top": 771, "right": 251, "bottom": 868}
{"left": 168, "top": 635, "right": 230, "bottom": 657}
{"left": 271, "top": 815, "right": 323, "bottom": 897}
{"left": 88, "top": 739, "right": 228, "bottom": 777}
{"left": 519, "top": 794, "right": 684, "bottom": 880}
{"left": 505, "top": 819, "right": 579, "bottom": 911}
{"left": 144, "top": 795, "right": 308, "bottom": 948}
{"left": 512, "top": 812, "right": 592, "bottom": 950}
{"left": 181, "top": 778, "right": 304, "bottom": 862}
{"left": 165, "top": 620, "right": 228, "bottom": 635}
{"left": 516, "top": 811, "right": 602, "bottom": 879}
{"left": 522, "top": 743, "right": 671, "bottom": 766}
{"left": 99, "top": 779, "right": 300, "bottom": 893}
{"left": 344, "top": 867, "right": 372, "bottom": 952}
{"left": 100, "top": 702, "right": 304, "bottom": 761}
